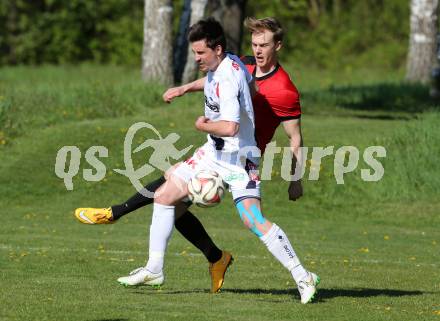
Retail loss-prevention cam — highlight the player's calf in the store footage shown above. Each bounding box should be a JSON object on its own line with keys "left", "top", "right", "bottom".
{"left": 235, "top": 198, "right": 320, "bottom": 304}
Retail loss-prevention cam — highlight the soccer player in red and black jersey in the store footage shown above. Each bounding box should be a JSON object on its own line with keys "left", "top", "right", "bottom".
{"left": 74, "top": 17, "right": 313, "bottom": 300}
{"left": 242, "top": 52, "right": 302, "bottom": 156}
{"left": 243, "top": 16, "right": 304, "bottom": 199}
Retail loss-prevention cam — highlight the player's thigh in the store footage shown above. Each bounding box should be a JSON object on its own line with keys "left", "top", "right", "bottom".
{"left": 157, "top": 151, "right": 213, "bottom": 205}
{"left": 164, "top": 162, "right": 182, "bottom": 180}
{"left": 235, "top": 197, "right": 272, "bottom": 237}
{"left": 154, "top": 173, "right": 188, "bottom": 205}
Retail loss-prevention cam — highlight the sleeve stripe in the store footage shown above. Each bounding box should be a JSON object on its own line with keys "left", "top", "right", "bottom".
{"left": 279, "top": 114, "right": 301, "bottom": 121}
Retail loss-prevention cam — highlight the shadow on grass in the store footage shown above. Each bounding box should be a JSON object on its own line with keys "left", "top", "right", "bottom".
{"left": 303, "top": 82, "right": 440, "bottom": 116}
{"left": 353, "top": 114, "right": 412, "bottom": 121}
{"left": 223, "top": 287, "right": 424, "bottom": 301}
{"left": 316, "top": 288, "right": 425, "bottom": 302}
{"left": 128, "top": 287, "right": 425, "bottom": 300}
{"left": 129, "top": 289, "right": 208, "bottom": 295}
{"left": 90, "top": 319, "right": 129, "bottom": 321}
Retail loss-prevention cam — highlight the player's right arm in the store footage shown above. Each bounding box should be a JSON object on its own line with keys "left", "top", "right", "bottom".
{"left": 282, "top": 118, "right": 304, "bottom": 201}
{"left": 195, "top": 116, "right": 239, "bottom": 137}
{"left": 163, "top": 77, "right": 206, "bottom": 103}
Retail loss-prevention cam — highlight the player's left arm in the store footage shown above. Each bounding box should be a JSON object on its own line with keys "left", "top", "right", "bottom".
{"left": 282, "top": 118, "right": 303, "bottom": 201}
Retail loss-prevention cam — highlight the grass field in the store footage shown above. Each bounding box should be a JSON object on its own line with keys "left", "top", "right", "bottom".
{"left": 0, "top": 65, "right": 439, "bottom": 321}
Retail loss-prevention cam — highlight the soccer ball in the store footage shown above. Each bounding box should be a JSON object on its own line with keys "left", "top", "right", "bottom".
{"left": 188, "top": 170, "right": 225, "bottom": 207}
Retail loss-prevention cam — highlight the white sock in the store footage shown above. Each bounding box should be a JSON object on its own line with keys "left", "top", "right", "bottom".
{"left": 145, "top": 203, "right": 175, "bottom": 274}
{"left": 259, "top": 223, "right": 308, "bottom": 284}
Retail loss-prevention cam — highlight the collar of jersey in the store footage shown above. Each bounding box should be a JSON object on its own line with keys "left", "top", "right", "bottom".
{"left": 213, "top": 55, "right": 232, "bottom": 75}
{"left": 253, "top": 63, "right": 280, "bottom": 81}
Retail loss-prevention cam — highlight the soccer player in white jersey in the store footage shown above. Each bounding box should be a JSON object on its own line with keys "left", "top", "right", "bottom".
{"left": 117, "top": 17, "right": 319, "bottom": 304}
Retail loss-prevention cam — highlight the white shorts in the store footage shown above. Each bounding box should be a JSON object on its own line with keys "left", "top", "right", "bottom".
{"left": 172, "top": 143, "right": 261, "bottom": 201}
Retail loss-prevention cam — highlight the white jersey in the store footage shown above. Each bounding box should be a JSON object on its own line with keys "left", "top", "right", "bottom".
{"left": 204, "top": 54, "right": 257, "bottom": 158}
{"left": 173, "top": 54, "right": 261, "bottom": 200}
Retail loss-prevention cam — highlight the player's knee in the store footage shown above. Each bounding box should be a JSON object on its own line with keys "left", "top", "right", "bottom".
{"left": 236, "top": 201, "right": 267, "bottom": 237}
{"left": 247, "top": 223, "right": 264, "bottom": 237}
{"left": 154, "top": 189, "right": 176, "bottom": 206}
{"left": 154, "top": 193, "right": 173, "bottom": 206}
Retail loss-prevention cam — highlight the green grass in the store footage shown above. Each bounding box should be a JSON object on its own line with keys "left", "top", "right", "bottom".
{"left": 0, "top": 65, "right": 439, "bottom": 321}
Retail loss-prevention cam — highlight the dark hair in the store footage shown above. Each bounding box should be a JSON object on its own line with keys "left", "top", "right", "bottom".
{"left": 244, "top": 17, "right": 284, "bottom": 43}
{"left": 188, "top": 17, "right": 227, "bottom": 51}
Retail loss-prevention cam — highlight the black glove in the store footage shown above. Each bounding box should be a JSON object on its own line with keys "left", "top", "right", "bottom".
{"left": 288, "top": 179, "right": 303, "bottom": 201}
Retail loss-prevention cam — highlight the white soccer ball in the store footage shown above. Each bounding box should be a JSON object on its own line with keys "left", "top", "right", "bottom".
{"left": 188, "top": 170, "right": 225, "bottom": 208}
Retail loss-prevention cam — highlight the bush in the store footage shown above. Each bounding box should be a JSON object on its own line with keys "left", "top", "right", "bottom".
{"left": 0, "top": 0, "right": 411, "bottom": 70}
{"left": 378, "top": 112, "right": 440, "bottom": 200}
{"left": 246, "top": 0, "right": 409, "bottom": 70}
{"left": 0, "top": 0, "right": 143, "bottom": 66}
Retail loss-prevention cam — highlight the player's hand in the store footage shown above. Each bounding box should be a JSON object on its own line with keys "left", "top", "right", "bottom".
{"left": 195, "top": 116, "right": 209, "bottom": 131}
{"left": 288, "top": 179, "right": 303, "bottom": 201}
{"left": 163, "top": 86, "right": 186, "bottom": 103}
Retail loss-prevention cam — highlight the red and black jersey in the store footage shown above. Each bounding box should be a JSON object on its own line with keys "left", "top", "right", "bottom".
{"left": 240, "top": 56, "right": 301, "bottom": 153}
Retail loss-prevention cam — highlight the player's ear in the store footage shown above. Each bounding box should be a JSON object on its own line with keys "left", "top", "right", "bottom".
{"left": 275, "top": 41, "right": 282, "bottom": 52}
{"left": 215, "top": 44, "right": 223, "bottom": 56}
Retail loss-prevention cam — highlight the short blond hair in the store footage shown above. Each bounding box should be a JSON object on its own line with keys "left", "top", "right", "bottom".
{"left": 244, "top": 17, "right": 284, "bottom": 42}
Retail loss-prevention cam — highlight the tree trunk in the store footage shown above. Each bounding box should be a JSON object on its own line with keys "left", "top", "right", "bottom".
{"left": 307, "top": 0, "right": 321, "bottom": 28}
{"left": 333, "top": 0, "right": 341, "bottom": 18}
{"left": 208, "top": 0, "right": 247, "bottom": 55}
{"left": 6, "top": 0, "right": 18, "bottom": 65}
{"left": 181, "top": 0, "right": 208, "bottom": 84}
{"left": 141, "top": 0, "right": 173, "bottom": 85}
{"left": 406, "top": 0, "right": 439, "bottom": 83}
{"left": 174, "top": 0, "right": 192, "bottom": 83}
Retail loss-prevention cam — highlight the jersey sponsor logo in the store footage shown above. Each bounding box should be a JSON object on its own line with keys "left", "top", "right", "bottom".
{"left": 204, "top": 95, "right": 220, "bottom": 112}
{"left": 232, "top": 61, "right": 240, "bottom": 71}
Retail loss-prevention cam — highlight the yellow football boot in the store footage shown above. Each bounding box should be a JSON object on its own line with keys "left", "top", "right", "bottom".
{"left": 209, "top": 251, "right": 233, "bottom": 293}
{"left": 74, "top": 207, "right": 114, "bottom": 224}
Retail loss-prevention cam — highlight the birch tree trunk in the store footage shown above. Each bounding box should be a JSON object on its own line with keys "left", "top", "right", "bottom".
{"left": 181, "top": 0, "right": 208, "bottom": 84}
{"left": 7, "top": 0, "right": 18, "bottom": 64}
{"left": 208, "top": 0, "right": 247, "bottom": 55}
{"left": 141, "top": 0, "right": 173, "bottom": 85}
{"left": 174, "top": 0, "right": 192, "bottom": 83}
{"left": 406, "top": 0, "right": 439, "bottom": 83}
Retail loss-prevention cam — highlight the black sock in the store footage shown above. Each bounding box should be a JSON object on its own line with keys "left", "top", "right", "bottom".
{"left": 175, "top": 211, "right": 223, "bottom": 263}
{"left": 111, "top": 176, "right": 166, "bottom": 220}
{"left": 111, "top": 176, "right": 223, "bottom": 263}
